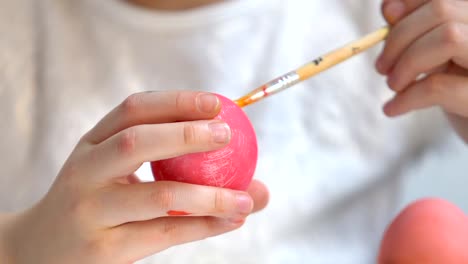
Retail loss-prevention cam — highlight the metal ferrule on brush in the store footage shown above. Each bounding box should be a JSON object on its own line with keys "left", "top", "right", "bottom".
{"left": 263, "top": 71, "right": 301, "bottom": 96}
{"left": 234, "top": 71, "right": 300, "bottom": 107}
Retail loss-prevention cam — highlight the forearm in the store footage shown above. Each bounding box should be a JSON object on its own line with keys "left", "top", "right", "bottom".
{"left": 446, "top": 113, "right": 468, "bottom": 144}
{"left": 0, "top": 214, "right": 15, "bottom": 263}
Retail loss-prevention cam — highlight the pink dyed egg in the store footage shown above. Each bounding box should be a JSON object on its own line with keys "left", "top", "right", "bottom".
{"left": 378, "top": 198, "right": 468, "bottom": 264}
{"left": 151, "top": 94, "right": 257, "bottom": 191}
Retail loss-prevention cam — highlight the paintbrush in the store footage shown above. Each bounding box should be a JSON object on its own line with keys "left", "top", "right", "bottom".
{"left": 234, "top": 26, "right": 390, "bottom": 108}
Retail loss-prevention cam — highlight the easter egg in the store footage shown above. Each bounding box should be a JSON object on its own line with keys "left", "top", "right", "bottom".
{"left": 151, "top": 94, "right": 257, "bottom": 191}
{"left": 378, "top": 198, "right": 468, "bottom": 264}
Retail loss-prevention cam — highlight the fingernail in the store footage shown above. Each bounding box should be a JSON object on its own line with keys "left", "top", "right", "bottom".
{"left": 383, "top": 99, "right": 398, "bottom": 117}
{"left": 383, "top": 100, "right": 393, "bottom": 115}
{"left": 235, "top": 194, "right": 253, "bottom": 214}
{"left": 197, "top": 93, "right": 220, "bottom": 113}
{"left": 387, "top": 74, "right": 399, "bottom": 91}
{"left": 384, "top": 1, "right": 406, "bottom": 24}
{"left": 209, "top": 122, "right": 231, "bottom": 144}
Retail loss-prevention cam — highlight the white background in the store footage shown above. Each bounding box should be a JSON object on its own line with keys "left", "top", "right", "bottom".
{"left": 401, "top": 134, "right": 468, "bottom": 212}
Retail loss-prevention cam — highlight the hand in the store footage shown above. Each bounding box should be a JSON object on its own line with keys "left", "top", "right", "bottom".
{"left": 377, "top": 0, "right": 468, "bottom": 142}
{"left": 0, "top": 91, "right": 269, "bottom": 264}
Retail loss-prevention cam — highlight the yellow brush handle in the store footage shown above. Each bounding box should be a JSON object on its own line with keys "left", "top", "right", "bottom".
{"left": 234, "top": 26, "right": 390, "bottom": 108}
{"left": 297, "top": 26, "right": 390, "bottom": 80}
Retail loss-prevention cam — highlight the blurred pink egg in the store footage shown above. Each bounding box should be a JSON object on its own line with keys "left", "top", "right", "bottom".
{"left": 378, "top": 198, "right": 468, "bottom": 264}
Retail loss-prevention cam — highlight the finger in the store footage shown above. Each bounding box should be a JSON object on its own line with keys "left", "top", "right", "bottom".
{"left": 86, "top": 120, "right": 231, "bottom": 181}
{"left": 384, "top": 74, "right": 468, "bottom": 117}
{"left": 387, "top": 22, "right": 468, "bottom": 92}
{"left": 378, "top": 0, "right": 468, "bottom": 74}
{"left": 95, "top": 181, "right": 253, "bottom": 226}
{"left": 115, "top": 216, "right": 244, "bottom": 262}
{"left": 83, "top": 91, "right": 221, "bottom": 144}
{"left": 382, "top": 0, "right": 428, "bottom": 25}
{"left": 246, "top": 180, "right": 269, "bottom": 213}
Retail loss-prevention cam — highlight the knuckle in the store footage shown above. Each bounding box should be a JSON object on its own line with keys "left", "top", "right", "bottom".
{"left": 59, "top": 157, "right": 81, "bottom": 182}
{"left": 427, "top": 74, "right": 446, "bottom": 98}
{"left": 213, "top": 189, "right": 227, "bottom": 213}
{"left": 441, "top": 22, "right": 464, "bottom": 47}
{"left": 117, "top": 128, "right": 137, "bottom": 157}
{"left": 68, "top": 196, "right": 85, "bottom": 216}
{"left": 174, "top": 91, "right": 199, "bottom": 114}
{"left": 69, "top": 196, "right": 97, "bottom": 224}
{"left": 151, "top": 185, "right": 176, "bottom": 210}
{"left": 78, "top": 132, "right": 92, "bottom": 145}
{"left": 85, "top": 235, "right": 116, "bottom": 260}
{"left": 160, "top": 218, "right": 179, "bottom": 236}
{"left": 85, "top": 238, "right": 105, "bottom": 258}
{"left": 430, "top": 0, "right": 454, "bottom": 21}
{"left": 203, "top": 217, "right": 218, "bottom": 230}
{"left": 398, "top": 56, "right": 416, "bottom": 74}
{"left": 183, "top": 123, "right": 199, "bottom": 146}
{"left": 175, "top": 91, "right": 189, "bottom": 113}
{"left": 121, "top": 93, "right": 143, "bottom": 116}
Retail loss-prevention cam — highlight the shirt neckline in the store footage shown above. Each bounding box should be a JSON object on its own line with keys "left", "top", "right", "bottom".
{"left": 81, "top": 0, "right": 275, "bottom": 32}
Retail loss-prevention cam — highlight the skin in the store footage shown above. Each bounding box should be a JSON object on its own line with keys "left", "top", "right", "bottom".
{"left": 0, "top": 91, "right": 269, "bottom": 264}
{"left": 2, "top": 0, "right": 468, "bottom": 262}
{"left": 377, "top": 0, "right": 468, "bottom": 144}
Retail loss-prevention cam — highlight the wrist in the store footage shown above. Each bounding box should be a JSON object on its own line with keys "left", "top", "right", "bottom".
{"left": 0, "top": 213, "right": 18, "bottom": 263}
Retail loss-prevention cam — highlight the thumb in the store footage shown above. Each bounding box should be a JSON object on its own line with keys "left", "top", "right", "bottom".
{"left": 246, "top": 180, "right": 269, "bottom": 213}
{"left": 382, "top": 0, "right": 428, "bottom": 25}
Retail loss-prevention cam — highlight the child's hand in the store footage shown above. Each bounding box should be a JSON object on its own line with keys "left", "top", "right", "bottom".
{"left": 1, "top": 91, "right": 269, "bottom": 264}
{"left": 377, "top": 0, "right": 468, "bottom": 142}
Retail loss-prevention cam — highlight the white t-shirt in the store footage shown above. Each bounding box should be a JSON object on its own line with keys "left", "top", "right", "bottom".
{"left": 0, "top": 0, "right": 447, "bottom": 263}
